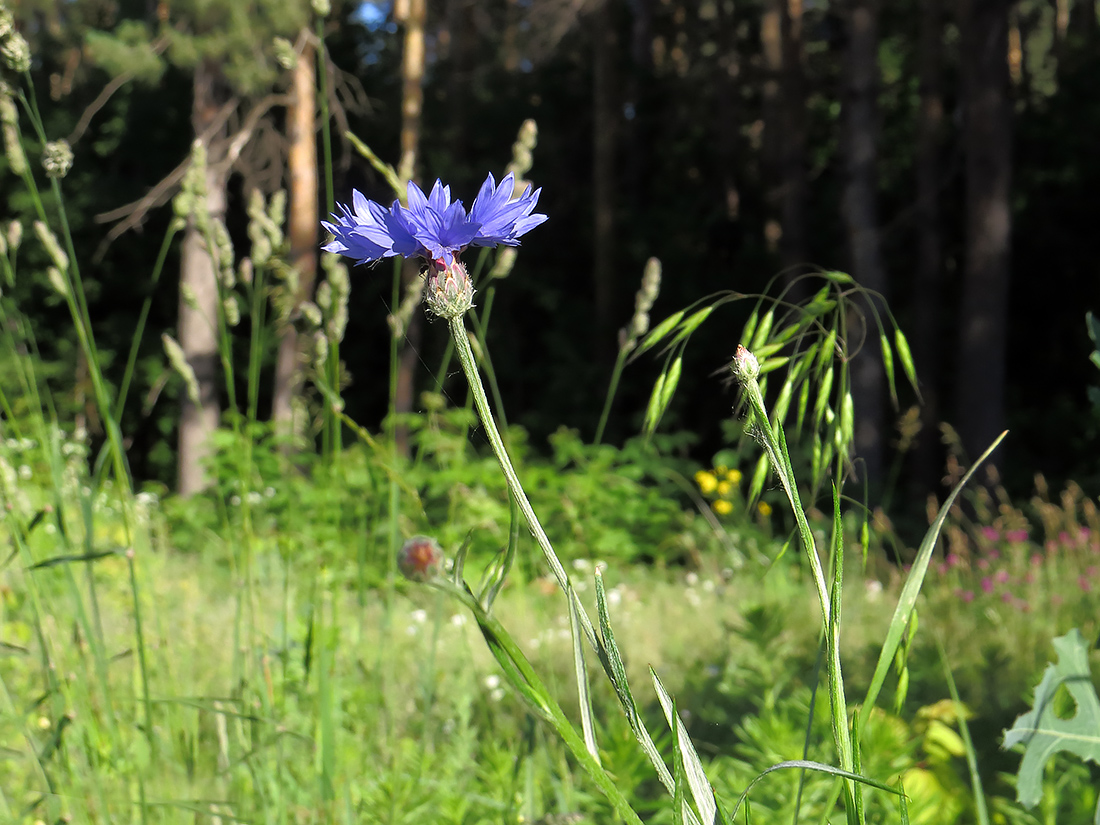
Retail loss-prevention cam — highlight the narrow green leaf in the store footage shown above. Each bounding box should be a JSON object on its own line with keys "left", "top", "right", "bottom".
{"left": 822, "top": 270, "right": 854, "bottom": 285}
{"left": 817, "top": 328, "right": 838, "bottom": 373}
{"left": 595, "top": 571, "right": 676, "bottom": 794}
{"left": 894, "top": 328, "right": 919, "bottom": 395}
{"left": 749, "top": 310, "right": 774, "bottom": 351}
{"left": 771, "top": 378, "right": 795, "bottom": 431}
{"left": 483, "top": 497, "right": 520, "bottom": 609}
{"left": 453, "top": 532, "right": 473, "bottom": 587}
{"left": 838, "top": 391, "right": 854, "bottom": 452}
{"left": 757, "top": 356, "right": 790, "bottom": 376}
{"left": 753, "top": 341, "right": 785, "bottom": 360}
{"left": 28, "top": 549, "right": 118, "bottom": 569}
{"left": 568, "top": 585, "right": 600, "bottom": 762}
{"left": 636, "top": 310, "right": 686, "bottom": 357}
{"left": 730, "top": 760, "right": 900, "bottom": 821}
{"left": 937, "top": 639, "right": 990, "bottom": 825}
{"left": 740, "top": 308, "right": 760, "bottom": 349}
{"left": 860, "top": 432, "right": 1007, "bottom": 735}
{"left": 668, "top": 307, "right": 714, "bottom": 348}
{"left": 748, "top": 453, "right": 769, "bottom": 505}
{"left": 813, "top": 367, "right": 834, "bottom": 431}
{"left": 880, "top": 332, "right": 897, "bottom": 406}
{"left": 795, "top": 377, "right": 811, "bottom": 437}
{"left": 643, "top": 372, "right": 667, "bottom": 435}
{"left": 660, "top": 356, "right": 683, "bottom": 411}
{"left": 653, "top": 670, "right": 717, "bottom": 825}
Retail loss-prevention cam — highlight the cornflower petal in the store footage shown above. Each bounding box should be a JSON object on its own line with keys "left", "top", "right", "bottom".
{"left": 323, "top": 172, "right": 545, "bottom": 269}
{"left": 469, "top": 172, "right": 548, "bottom": 247}
{"left": 427, "top": 179, "right": 452, "bottom": 213}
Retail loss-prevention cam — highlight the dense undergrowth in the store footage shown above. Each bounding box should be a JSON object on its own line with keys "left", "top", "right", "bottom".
{"left": 1, "top": 416, "right": 1098, "bottom": 823}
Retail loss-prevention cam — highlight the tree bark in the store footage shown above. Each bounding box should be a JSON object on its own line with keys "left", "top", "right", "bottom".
{"left": 760, "top": 0, "right": 784, "bottom": 254}
{"left": 593, "top": 0, "right": 617, "bottom": 360}
{"left": 394, "top": 0, "right": 427, "bottom": 456}
{"left": 956, "top": 0, "right": 1012, "bottom": 462}
{"left": 842, "top": 0, "right": 888, "bottom": 489}
{"left": 177, "top": 59, "right": 227, "bottom": 496}
{"left": 397, "top": 0, "right": 426, "bottom": 186}
{"left": 912, "top": 0, "right": 944, "bottom": 489}
{"left": 780, "top": 0, "right": 808, "bottom": 273}
{"left": 714, "top": 0, "right": 740, "bottom": 221}
{"left": 1070, "top": 0, "right": 1097, "bottom": 44}
{"left": 273, "top": 35, "right": 319, "bottom": 440}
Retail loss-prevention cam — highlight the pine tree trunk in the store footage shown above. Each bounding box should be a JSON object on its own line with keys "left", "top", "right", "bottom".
{"left": 593, "top": 0, "right": 617, "bottom": 360}
{"left": 273, "top": 35, "right": 318, "bottom": 440}
{"left": 913, "top": 0, "right": 944, "bottom": 490}
{"left": 177, "top": 59, "right": 226, "bottom": 496}
{"left": 760, "top": 0, "right": 783, "bottom": 254}
{"left": 1070, "top": 0, "right": 1097, "bottom": 44}
{"left": 842, "top": 0, "right": 888, "bottom": 489}
{"left": 956, "top": 0, "right": 1012, "bottom": 461}
{"left": 715, "top": 0, "right": 740, "bottom": 221}
{"left": 394, "top": 0, "right": 427, "bottom": 456}
{"left": 780, "top": 0, "right": 808, "bottom": 272}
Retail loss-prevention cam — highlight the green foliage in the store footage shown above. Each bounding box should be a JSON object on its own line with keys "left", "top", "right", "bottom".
{"left": 1002, "top": 630, "right": 1100, "bottom": 820}
{"left": 84, "top": 21, "right": 166, "bottom": 83}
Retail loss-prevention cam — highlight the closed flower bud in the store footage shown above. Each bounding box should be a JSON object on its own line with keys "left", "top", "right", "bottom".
{"left": 731, "top": 344, "right": 759, "bottom": 384}
{"left": 398, "top": 535, "right": 444, "bottom": 583}
{"left": 425, "top": 258, "right": 473, "bottom": 319}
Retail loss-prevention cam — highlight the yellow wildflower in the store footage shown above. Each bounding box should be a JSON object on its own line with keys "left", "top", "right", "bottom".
{"left": 757, "top": 501, "right": 773, "bottom": 518}
{"left": 713, "top": 499, "right": 733, "bottom": 515}
{"left": 694, "top": 470, "right": 718, "bottom": 495}
{"left": 726, "top": 468, "right": 742, "bottom": 483}
{"left": 716, "top": 480, "right": 732, "bottom": 497}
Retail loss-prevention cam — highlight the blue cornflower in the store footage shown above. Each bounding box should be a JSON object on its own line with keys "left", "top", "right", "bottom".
{"left": 322, "top": 172, "right": 547, "bottom": 268}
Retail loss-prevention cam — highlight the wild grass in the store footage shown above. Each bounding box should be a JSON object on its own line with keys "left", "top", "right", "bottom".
{"left": 1, "top": 13, "right": 1098, "bottom": 825}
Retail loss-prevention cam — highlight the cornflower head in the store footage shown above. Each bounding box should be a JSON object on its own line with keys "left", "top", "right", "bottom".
{"left": 322, "top": 172, "right": 547, "bottom": 319}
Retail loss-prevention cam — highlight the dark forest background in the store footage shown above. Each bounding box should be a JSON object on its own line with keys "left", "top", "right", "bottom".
{"left": 4, "top": 0, "right": 1100, "bottom": 514}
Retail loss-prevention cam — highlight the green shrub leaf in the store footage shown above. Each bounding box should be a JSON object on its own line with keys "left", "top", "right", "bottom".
{"left": 1002, "top": 629, "right": 1100, "bottom": 814}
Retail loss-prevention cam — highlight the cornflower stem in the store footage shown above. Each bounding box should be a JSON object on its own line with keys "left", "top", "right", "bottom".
{"left": 447, "top": 315, "right": 599, "bottom": 652}
{"left": 438, "top": 579, "right": 644, "bottom": 825}
{"left": 737, "top": 365, "right": 856, "bottom": 800}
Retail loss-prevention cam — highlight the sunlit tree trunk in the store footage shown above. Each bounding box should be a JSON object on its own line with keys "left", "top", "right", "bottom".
{"left": 177, "top": 59, "right": 226, "bottom": 496}
{"left": 842, "top": 0, "right": 888, "bottom": 489}
{"left": 394, "top": 0, "right": 427, "bottom": 456}
{"left": 912, "top": 0, "right": 943, "bottom": 489}
{"left": 593, "top": 0, "right": 618, "bottom": 360}
{"left": 956, "top": 0, "right": 1012, "bottom": 462}
{"left": 273, "top": 35, "right": 318, "bottom": 440}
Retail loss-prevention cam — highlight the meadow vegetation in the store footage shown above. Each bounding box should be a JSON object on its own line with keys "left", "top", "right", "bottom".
{"left": 1, "top": 4, "right": 1099, "bottom": 824}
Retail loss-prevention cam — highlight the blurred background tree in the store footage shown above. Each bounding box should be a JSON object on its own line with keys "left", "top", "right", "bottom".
{"left": 3, "top": 0, "right": 1099, "bottom": 521}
